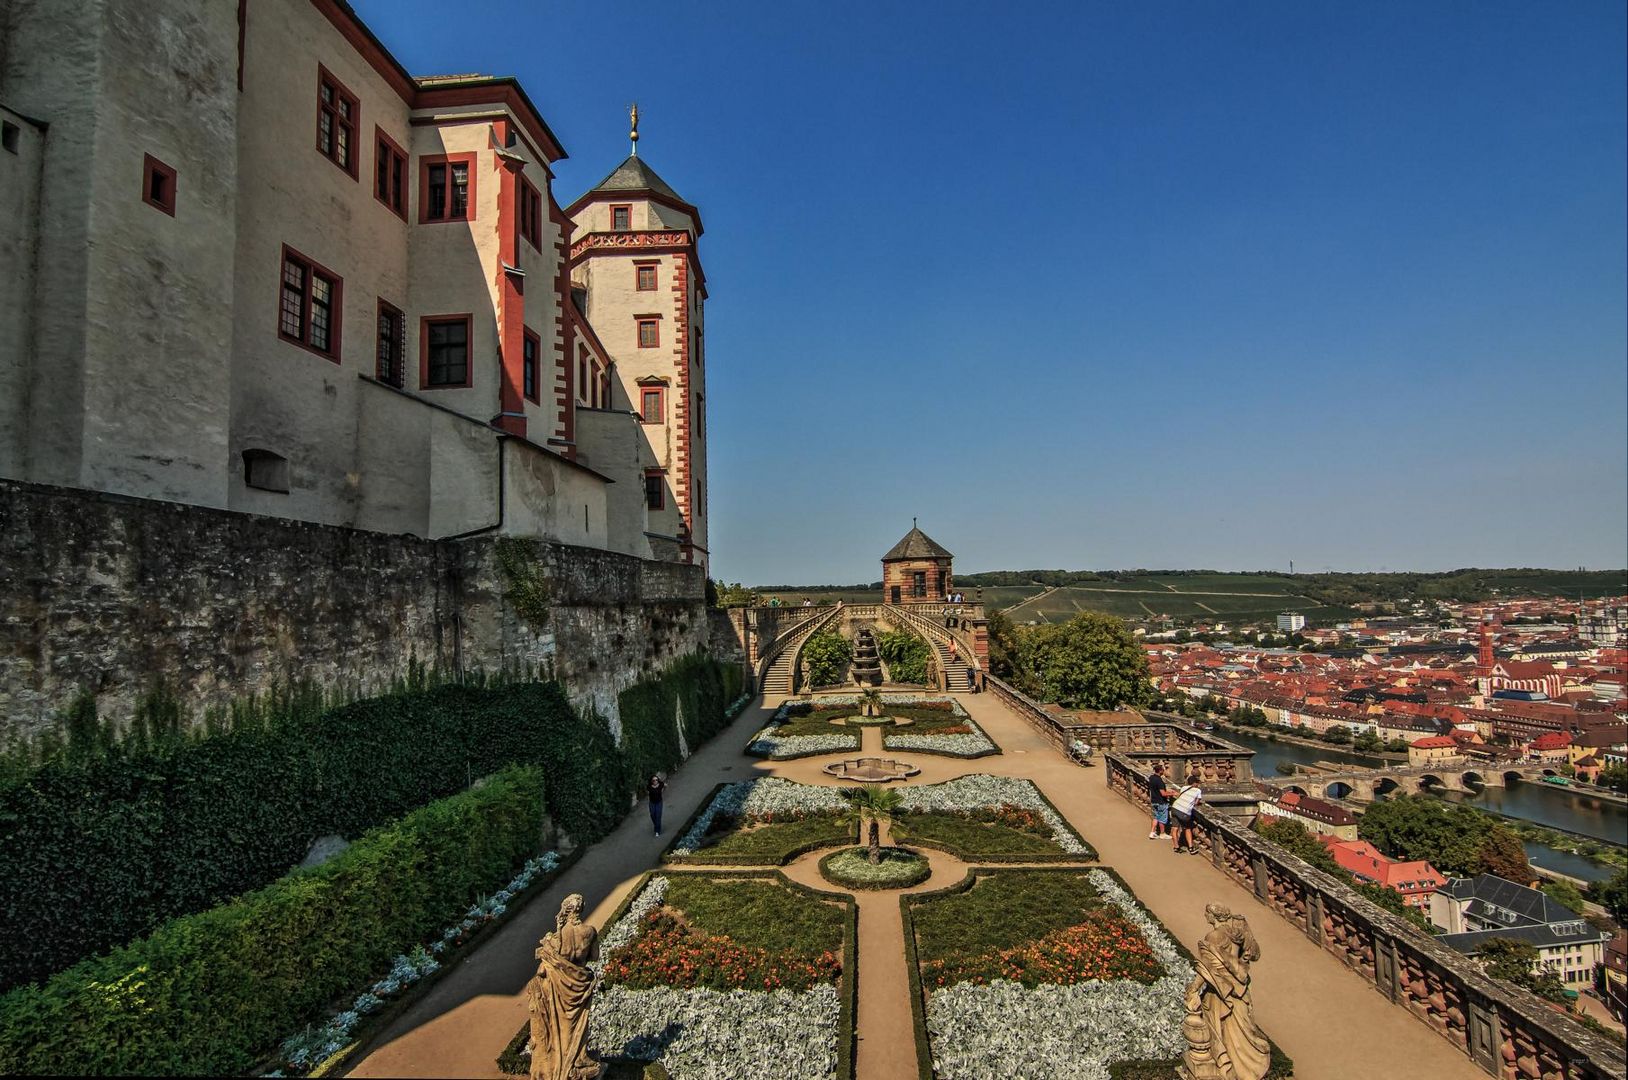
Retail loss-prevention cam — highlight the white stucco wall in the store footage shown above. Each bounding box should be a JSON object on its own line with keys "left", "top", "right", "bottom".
{"left": 576, "top": 406, "right": 652, "bottom": 559}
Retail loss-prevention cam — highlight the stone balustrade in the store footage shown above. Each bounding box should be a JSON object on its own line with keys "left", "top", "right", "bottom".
{"left": 1103, "top": 751, "right": 1627, "bottom": 1080}
{"left": 984, "top": 675, "right": 1254, "bottom": 785}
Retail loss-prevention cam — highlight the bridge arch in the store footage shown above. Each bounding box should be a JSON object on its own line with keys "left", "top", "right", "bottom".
{"left": 1502, "top": 770, "right": 1525, "bottom": 787}
{"left": 1372, "top": 777, "right": 1401, "bottom": 799}
{"left": 1461, "top": 771, "right": 1485, "bottom": 792}
{"left": 1325, "top": 781, "right": 1354, "bottom": 800}
{"left": 1285, "top": 785, "right": 1309, "bottom": 797}
{"left": 1417, "top": 773, "right": 1446, "bottom": 791}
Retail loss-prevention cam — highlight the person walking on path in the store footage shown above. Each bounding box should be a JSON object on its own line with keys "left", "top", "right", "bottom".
{"left": 646, "top": 774, "right": 666, "bottom": 837}
{"left": 1147, "top": 764, "right": 1173, "bottom": 840}
{"left": 1171, "top": 773, "right": 1204, "bottom": 853}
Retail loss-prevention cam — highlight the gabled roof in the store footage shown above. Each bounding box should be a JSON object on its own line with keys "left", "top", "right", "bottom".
{"left": 882, "top": 526, "right": 953, "bottom": 562}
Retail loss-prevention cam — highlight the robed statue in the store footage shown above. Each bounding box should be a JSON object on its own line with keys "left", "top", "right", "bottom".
{"left": 526, "top": 893, "right": 601, "bottom": 1080}
{"left": 1180, "top": 903, "right": 1272, "bottom": 1080}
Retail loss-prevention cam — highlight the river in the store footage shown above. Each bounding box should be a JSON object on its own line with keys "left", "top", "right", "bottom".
{"left": 1214, "top": 726, "right": 1626, "bottom": 882}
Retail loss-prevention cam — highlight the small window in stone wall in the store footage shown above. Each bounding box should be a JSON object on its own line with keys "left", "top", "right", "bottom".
{"left": 2, "top": 122, "right": 19, "bottom": 154}
{"left": 143, "top": 154, "right": 176, "bottom": 216}
{"left": 243, "top": 449, "right": 290, "bottom": 493}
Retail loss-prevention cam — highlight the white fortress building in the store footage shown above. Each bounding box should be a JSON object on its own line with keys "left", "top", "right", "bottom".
{"left": 0, "top": 0, "right": 708, "bottom": 567}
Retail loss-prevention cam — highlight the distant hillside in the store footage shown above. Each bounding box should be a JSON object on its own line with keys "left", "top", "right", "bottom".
{"left": 749, "top": 569, "right": 1626, "bottom": 625}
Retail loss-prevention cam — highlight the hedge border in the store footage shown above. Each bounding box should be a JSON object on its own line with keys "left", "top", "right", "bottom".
{"left": 497, "top": 868, "right": 857, "bottom": 1080}
{"left": 817, "top": 846, "right": 933, "bottom": 891}
{"left": 309, "top": 844, "right": 583, "bottom": 1077}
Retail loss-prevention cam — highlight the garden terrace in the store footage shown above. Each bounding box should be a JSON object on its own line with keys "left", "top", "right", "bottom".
{"left": 1103, "top": 751, "right": 1628, "bottom": 1080}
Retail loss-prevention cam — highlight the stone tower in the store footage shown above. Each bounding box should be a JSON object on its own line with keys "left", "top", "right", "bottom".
{"left": 566, "top": 145, "right": 708, "bottom": 568}
{"left": 882, "top": 524, "right": 954, "bottom": 604}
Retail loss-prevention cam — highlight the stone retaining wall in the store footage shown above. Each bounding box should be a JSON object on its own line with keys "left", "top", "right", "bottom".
{"left": 0, "top": 479, "right": 714, "bottom": 740}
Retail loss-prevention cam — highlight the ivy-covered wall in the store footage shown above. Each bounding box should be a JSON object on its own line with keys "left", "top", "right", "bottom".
{"left": 0, "top": 479, "right": 716, "bottom": 742}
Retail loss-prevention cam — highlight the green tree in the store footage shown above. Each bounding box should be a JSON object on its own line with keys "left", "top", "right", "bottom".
{"left": 1353, "top": 730, "right": 1384, "bottom": 753}
{"left": 1357, "top": 795, "right": 1491, "bottom": 877}
{"left": 1598, "top": 762, "right": 1628, "bottom": 794}
{"left": 1322, "top": 725, "right": 1353, "bottom": 745}
{"left": 1014, "top": 612, "right": 1153, "bottom": 709}
{"left": 802, "top": 631, "right": 853, "bottom": 688}
{"left": 842, "top": 786, "right": 906, "bottom": 864}
{"left": 1255, "top": 818, "right": 1340, "bottom": 874}
{"left": 1476, "top": 937, "right": 1571, "bottom": 1003}
{"left": 711, "top": 581, "right": 759, "bottom": 608}
{"left": 985, "top": 610, "right": 1020, "bottom": 680}
{"left": 1539, "top": 878, "right": 1587, "bottom": 916}
{"left": 1476, "top": 827, "right": 1533, "bottom": 884}
{"left": 876, "top": 629, "right": 931, "bottom": 685}
{"left": 1588, "top": 867, "right": 1628, "bottom": 922}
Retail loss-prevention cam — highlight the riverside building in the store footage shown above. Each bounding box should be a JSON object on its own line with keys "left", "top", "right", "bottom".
{"left": 0, "top": 0, "right": 708, "bottom": 568}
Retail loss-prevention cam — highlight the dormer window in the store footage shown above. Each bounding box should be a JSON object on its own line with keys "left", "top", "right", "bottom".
{"left": 611, "top": 204, "right": 631, "bottom": 231}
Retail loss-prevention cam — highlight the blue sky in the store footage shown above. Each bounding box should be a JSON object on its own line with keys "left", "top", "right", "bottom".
{"left": 360, "top": 1, "right": 1627, "bottom": 584}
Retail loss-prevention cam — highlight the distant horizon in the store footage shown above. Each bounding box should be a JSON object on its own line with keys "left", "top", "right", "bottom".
{"left": 741, "top": 565, "right": 1628, "bottom": 589}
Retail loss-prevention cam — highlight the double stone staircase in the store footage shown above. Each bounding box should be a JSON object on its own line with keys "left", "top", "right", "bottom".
{"left": 757, "top": 606, "right": 843, "bottom": 695}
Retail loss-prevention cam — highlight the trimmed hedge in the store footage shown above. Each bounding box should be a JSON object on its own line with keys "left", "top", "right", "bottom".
{"left": 0, "top": 656, "right": 740, "bottom": 993}
{"left": 0, "top": 766, "right": 548, "bottom": 1077}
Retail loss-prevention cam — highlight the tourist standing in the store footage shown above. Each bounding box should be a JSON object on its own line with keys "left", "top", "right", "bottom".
{"left": 1171, "top": 773, "right": 1204, "bottom": 853}
{"left": 1147, "top": 764, "right": 1173, "bottom": 840}
{"left": 647, "top": 774, "right": 666, "bottom": 837}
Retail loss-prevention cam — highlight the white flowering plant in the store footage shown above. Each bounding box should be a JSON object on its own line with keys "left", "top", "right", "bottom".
{"left": 276, "top": 851, "right": 561, "bottom": 1075}
{"left": 898, "top": 775, "right": 1090, "bottom": 854}
{"left": 669, "top": 778, "right": 850, "bottom": 857}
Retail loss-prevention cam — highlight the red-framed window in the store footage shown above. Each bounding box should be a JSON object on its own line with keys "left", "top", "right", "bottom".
{"left": 636, "top": 317, "right": 660, "bottom": 349}
{"left": 522, "top": 328, "right": 541, "bottom": 402}
{"left": 376, "top": 300, "right": 405, "bottom": 386}
{"left": 590, "top": 368, "right": 599, "bottom": 408}
{"left": 610, "top": 204, "right": 632, "bottom": 231}
{"left": 578, "top": 356, "right": 588, "bottom": 401}
{"left": 518, "top": 176, "right": 542, "bottom": 250}
{"left": 420, "top": 153, "right": 477, "bottom": 223}
{"left": 142, "top": 154, "right": 176, "bottom": 216}
{"left": 316, "top": 66, "right": 359, "bottom": 178}
{"left": 374, "top": 127, "right": 407, "bottom": 218}
{"left": 639, "top": 386, "right": 665, "bottom": 424}
{"left": 644, "top": 470, "right": 665, "bottom": 511}
{"left": 420, "top": 314, "right": 472, "bottom": 389}
{"left": 635, "top": 261, "right": 657, "bottom": 291}
{"left": 278, "top": 245, "right": 342, "bottom": 360}
{"left": 602, "top": 375, "right": 611, "bottom": 408}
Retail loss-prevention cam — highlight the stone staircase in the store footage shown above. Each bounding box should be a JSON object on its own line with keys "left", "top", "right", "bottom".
{"left": 883, "top": 604, "right": 974, "bottom": 691}
{"left": 757, "top": 606, "right": 842, "bottom": 695}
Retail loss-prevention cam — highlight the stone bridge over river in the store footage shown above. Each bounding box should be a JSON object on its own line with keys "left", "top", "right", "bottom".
{"left": 1266, "top": 762, "right": 1563, "bottom": 804}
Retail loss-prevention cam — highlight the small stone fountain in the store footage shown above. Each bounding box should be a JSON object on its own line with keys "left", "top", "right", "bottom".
{"left": 851, "top": 627, "right": 882, "bottom": 686}
{"left": 822, "top": 757, "right": 920, "bottom": 783}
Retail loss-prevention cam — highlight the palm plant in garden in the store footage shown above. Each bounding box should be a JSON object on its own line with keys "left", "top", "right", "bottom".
{"left": 842, "top": 786, "right": 907, "bottom": 863}
{"left": 859, "top": 688, "right": 884, "bottom": 718}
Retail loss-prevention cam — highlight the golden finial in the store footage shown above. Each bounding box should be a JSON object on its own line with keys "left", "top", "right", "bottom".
{"left": 629, "top": 102, "right": 640, "bottom": 156}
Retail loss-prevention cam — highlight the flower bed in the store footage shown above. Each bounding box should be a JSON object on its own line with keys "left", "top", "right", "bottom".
{"left": 502, "top": 872, "right": 855, "bottom": 1078}
{"left": 819, "top": 846, "right": 932, "bottom": 890}
{"left": 667, "top": 778, "right": 851, "bottom": 863}
{"left": 897, "top": 775, "right": 1093, "bottom": 858}
{"left": 906, "top": 868, "right": 1193, "bottom": 1080}
{"left": 884, "top": 730, "right": 998, "bottom": 757}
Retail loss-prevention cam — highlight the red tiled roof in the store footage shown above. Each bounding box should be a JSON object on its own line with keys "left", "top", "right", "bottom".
{"left": 1411, "top": 736, "right": 1458, "bottom": 749}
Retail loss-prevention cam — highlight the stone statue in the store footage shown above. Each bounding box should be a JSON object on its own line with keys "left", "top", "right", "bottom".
{"left": 1180, "top": 903, "right": 1272, "bottom": 1080}
{"left": 526, "top": 894, "right": 601, "bottom": 1080}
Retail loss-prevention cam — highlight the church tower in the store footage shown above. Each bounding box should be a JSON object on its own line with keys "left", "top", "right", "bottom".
{"left": 566, "top": 109, "right": 708, "bottom": 568}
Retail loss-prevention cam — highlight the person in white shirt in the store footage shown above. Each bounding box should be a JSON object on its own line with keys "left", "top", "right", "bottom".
{"left": 1170, "top": 774, "right": 1203, "bottom": 854}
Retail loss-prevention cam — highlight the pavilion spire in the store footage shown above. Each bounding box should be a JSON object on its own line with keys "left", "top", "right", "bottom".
{"left": 629, "top": 102, "right": 639, "bottom": 157}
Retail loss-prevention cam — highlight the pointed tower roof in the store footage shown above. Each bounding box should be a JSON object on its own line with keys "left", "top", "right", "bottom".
{"left": 883, "top": 525, "right": 953, "bottom": 562}
{"left": 567, "top": 154, "right": 703, "bottom": 234}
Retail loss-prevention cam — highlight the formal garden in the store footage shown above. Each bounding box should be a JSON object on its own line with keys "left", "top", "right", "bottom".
{"left": 500, "top": 872, "right": 856, "bottom": 1079}
{"left": 747, "top": 693, "right": 998, "bottom": 759}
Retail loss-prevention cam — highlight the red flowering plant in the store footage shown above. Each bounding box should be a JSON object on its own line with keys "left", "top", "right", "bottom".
{"left": 921, "top": 909, "right": 1161, "bottom": 990}
{"left": 601, "top": 911, "right": 842, "bottom": 992}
